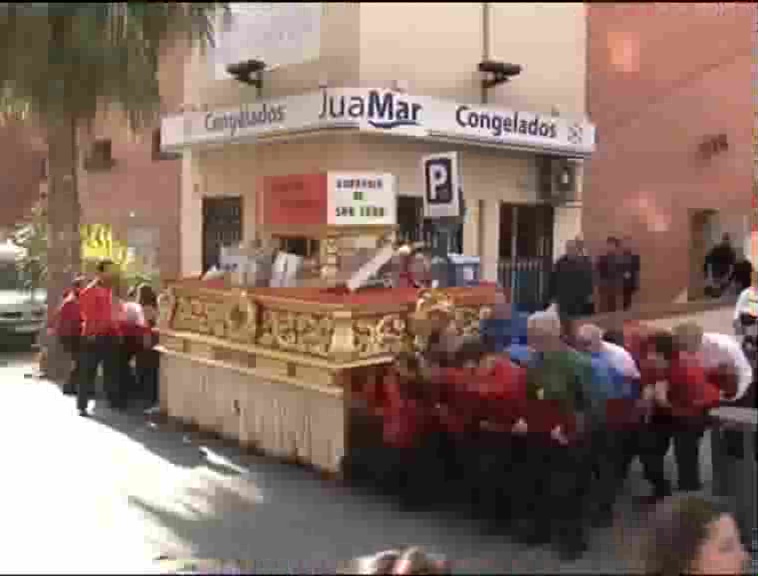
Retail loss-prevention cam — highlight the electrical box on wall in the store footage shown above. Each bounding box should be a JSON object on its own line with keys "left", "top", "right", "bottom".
{"left": 537, "top": 156, "right": 579, "bottom": 204}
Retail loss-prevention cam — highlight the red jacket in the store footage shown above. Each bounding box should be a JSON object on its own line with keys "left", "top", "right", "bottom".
{"left": 51, "top": 293, "right": 82, "bottom": 338}
{"left": 381, "top": 373, "right": 433, "bottom": 449}
{"left": 78, "top": 283, "right": 115, "bottom": 337}
{"left": 668, "top": 354, "right": 721, "bottom": 420}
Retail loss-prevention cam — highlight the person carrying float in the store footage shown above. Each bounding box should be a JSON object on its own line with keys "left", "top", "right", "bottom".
{"left": 376, "top": 289, "right": 460, "bottom": 509}
{"left": 511, "top": 309, "right": 595, "bottom": 562}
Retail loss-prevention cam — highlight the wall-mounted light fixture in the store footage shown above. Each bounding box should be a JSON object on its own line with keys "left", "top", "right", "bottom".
{"left": 479, "top": 59, "right": 522, "bottom": 90}
{"left": 226, "top": 59, "right": 266, "bottom": 96}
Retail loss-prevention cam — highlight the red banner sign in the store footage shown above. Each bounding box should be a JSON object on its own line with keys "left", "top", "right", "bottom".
{"left": 261, "top": 173, "right": 327, "bottom": 227}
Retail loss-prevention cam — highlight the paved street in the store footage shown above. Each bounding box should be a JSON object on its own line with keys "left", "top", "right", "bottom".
{"left": 0, "top": 349, "right": 716, "bottom": 575}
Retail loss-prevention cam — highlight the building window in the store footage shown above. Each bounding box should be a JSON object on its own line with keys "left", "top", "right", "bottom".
{"left": 39, "top": 157, "right": 48, "bottom": 181}
{"left": 84, "top": 138, "right": 114, "bottom": 172}
{"left": 152, "top": 128, "right": 180, "bottom": 161}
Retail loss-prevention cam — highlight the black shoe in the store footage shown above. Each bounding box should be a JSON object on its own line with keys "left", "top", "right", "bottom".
{"left": 79, "top": 410, "right": 89, "bottom": 417}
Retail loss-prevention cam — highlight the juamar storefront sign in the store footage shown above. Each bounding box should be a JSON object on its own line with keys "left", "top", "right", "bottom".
{"left": 317, "top": 88, "right": 423, "bottom": 130}
{"left": 164, "top": 87, "right": 594, "bottom": 156}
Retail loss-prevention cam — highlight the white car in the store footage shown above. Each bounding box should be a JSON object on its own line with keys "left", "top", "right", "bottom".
{"left": 0, "top": 242, "right": 46, "bottom": 347}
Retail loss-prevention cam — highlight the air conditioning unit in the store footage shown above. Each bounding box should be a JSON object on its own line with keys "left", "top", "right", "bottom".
{"left": 537, "top": 156, "right": 578, "bottom": 204}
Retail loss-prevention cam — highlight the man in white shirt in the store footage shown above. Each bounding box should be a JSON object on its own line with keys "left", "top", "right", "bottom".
{"left": 601, "top": 338, "right": 641, "bottom": 382}
{"left": 733, "top": 284, "right": 757, "bottom": 338}
{"left": 674, "top": 323, "right": 753, "bottom": 403}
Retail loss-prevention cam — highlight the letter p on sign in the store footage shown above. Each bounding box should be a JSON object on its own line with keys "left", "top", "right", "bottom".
{"left": 422, "top": 151, "right": 461, "bottom": 219}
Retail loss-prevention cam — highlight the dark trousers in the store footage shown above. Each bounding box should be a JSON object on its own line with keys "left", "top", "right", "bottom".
{"left": 135, "top": 347, "right": 160, "bottom": 405}
{"left": 520, "top": 438, "right": 591, "bottom": 551}
{"left": 616, "top": 428, "right": 642, "bottom": 489}
{"left": 78, "top": 335, "right": 122, "bottom": 412}
{"left": 60, "top": 335, "right": 81, "bottom": 396}
{"left": 588, "top": 430, "right": 622, "bottom": 520}
{"left": 637, "top": 418, "right": 673, "bottom": 498}
{"left": 471, "top": 430, "right": 522, "bottom": 522}
{"left": 672, "top": 417, "right": 707, "bottom": 491}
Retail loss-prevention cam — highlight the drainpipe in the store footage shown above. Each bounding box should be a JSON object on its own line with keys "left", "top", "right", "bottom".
{"left": 481, "top": 2, "right": 490, "bottom": 105}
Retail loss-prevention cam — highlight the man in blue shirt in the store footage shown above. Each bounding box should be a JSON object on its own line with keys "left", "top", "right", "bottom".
{"left": 575, "top": 323, "right": 635, "bottom": 527}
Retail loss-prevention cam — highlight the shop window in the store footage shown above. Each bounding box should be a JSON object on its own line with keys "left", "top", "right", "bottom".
{"left": 84, "top": 138, "right": 115, "bottom": 172}
{"left": 396, "top": 195, "right": 423, "bottom": 245}
{"left": 152, "top": 128, "right": 180, "bottom": 161}
{"left": 279, "top": 236, "right": 319, "bottom": 259}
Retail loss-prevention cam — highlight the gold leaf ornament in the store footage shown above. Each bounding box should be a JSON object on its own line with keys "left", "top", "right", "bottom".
{"left": 226, "top": 292, "right": 257, "bottom": 344}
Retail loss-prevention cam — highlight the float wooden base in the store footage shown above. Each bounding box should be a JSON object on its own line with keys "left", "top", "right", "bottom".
{"left": 156, "top": 282, "right": 497, "bottom": 473}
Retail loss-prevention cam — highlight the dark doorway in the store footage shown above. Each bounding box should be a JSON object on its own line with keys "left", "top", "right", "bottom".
{"left": 499, "top": 203, "right": 554, "bottom": 309}
{"left": 202, "top": 196, "right": 243, "bottom": 273}
{"left": 396, "top": 195, "right": 462, "bottom": 251}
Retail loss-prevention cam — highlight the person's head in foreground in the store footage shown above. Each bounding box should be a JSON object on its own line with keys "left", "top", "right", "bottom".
{"left": 575, "top": 323, "right": 604, "bottom": 355}
{"left": 527, "top": 309, "right": 563, "bottom": 352}
{"left": 646, "top": 330, "right": 677, "bottom": 370}
{"left": 643, "top": 494, "right": 749, "bottom": 575}
{"left": 672, "top": 322, "right": 704, "bottom": 356}
{"left": 95, "top": 258, "right": 116, "bottom": 288}
{"left": 341, "top": 547, "right": 450, "bottom": 575}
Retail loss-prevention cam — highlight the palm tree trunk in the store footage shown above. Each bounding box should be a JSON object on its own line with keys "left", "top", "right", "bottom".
{"left": 44, "top": 113, "right": 80, "bottom": 383}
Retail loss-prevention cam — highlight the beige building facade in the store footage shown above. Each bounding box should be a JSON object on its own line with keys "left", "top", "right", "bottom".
{"left": 163, "top": 3, "right": 594, "bottom": 287}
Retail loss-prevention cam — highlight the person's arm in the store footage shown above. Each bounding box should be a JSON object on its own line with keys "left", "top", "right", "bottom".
{"left": 734, "top": 289, "right": 749, "bottom": 321}
{"left": 725, "top": 340, "right": 753, "bottom": 402}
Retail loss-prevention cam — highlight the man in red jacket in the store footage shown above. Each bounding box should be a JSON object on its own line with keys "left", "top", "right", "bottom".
{"left": 77, "top": 259, "right": 121, "bottom": 416}
{"left": 668, "top": 326, "right": 721, "bottom": 492}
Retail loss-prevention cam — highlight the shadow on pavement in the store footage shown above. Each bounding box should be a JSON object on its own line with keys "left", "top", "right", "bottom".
{"left": 89, "top": 405, "right": 644, "bottom": 573}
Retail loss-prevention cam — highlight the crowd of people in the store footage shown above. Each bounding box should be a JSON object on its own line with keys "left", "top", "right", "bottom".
{"left": 549, "top": 235, "right": 641, "bottom": 330}
{"left": 49, "top": 259, "right": 160, "bottom": 416}
{"left": 343, "top": 286, "right": 754, "bottom": 569}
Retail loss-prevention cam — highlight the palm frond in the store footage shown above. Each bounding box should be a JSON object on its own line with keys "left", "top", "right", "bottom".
{"left": 0, "top": 2, "right": 225, "bottom": 128}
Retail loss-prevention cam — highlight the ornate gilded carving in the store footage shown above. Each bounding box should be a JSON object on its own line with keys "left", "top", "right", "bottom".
{"left": 157, "top": 288, "right": 176, "bottom": 330}
{"left": 256, "top": 308, "right": 335, "bottom": 357}
{"left": 455, "top": 306, "right": 487, "bottom": 338}
{"left": 171, "top": 293, "right": 229, "bottom": 338}
{"left": 226, "top": 291, "right": 258, "bottom": 344}
{"left": 353, "top": 314, "right": 407, "bottom": 357}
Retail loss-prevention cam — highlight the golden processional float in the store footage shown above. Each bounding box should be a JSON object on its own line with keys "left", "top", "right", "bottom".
{"left": 155, "top": 170, "right": 496, "bottom": 473}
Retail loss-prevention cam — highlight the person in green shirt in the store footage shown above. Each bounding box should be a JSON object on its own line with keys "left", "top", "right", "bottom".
{"left": 512, "top": 310, "right": 596, "bottom": 562}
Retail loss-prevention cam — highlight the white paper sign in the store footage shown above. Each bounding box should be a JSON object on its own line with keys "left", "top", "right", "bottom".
{"left": 327, "top": 172, "right": 397, "bottom": 226}
{"left": 422, "top": 152, "right": 462, "bottom": 219}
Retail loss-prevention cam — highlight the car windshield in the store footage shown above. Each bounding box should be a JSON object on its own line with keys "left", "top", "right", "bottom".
{"left": 0, "top": 261, "right": 24, "bottom": 291}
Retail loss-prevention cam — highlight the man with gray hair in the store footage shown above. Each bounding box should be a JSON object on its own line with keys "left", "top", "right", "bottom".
{"left": 511, "top": 308, "right": 594, "bottom": 560}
